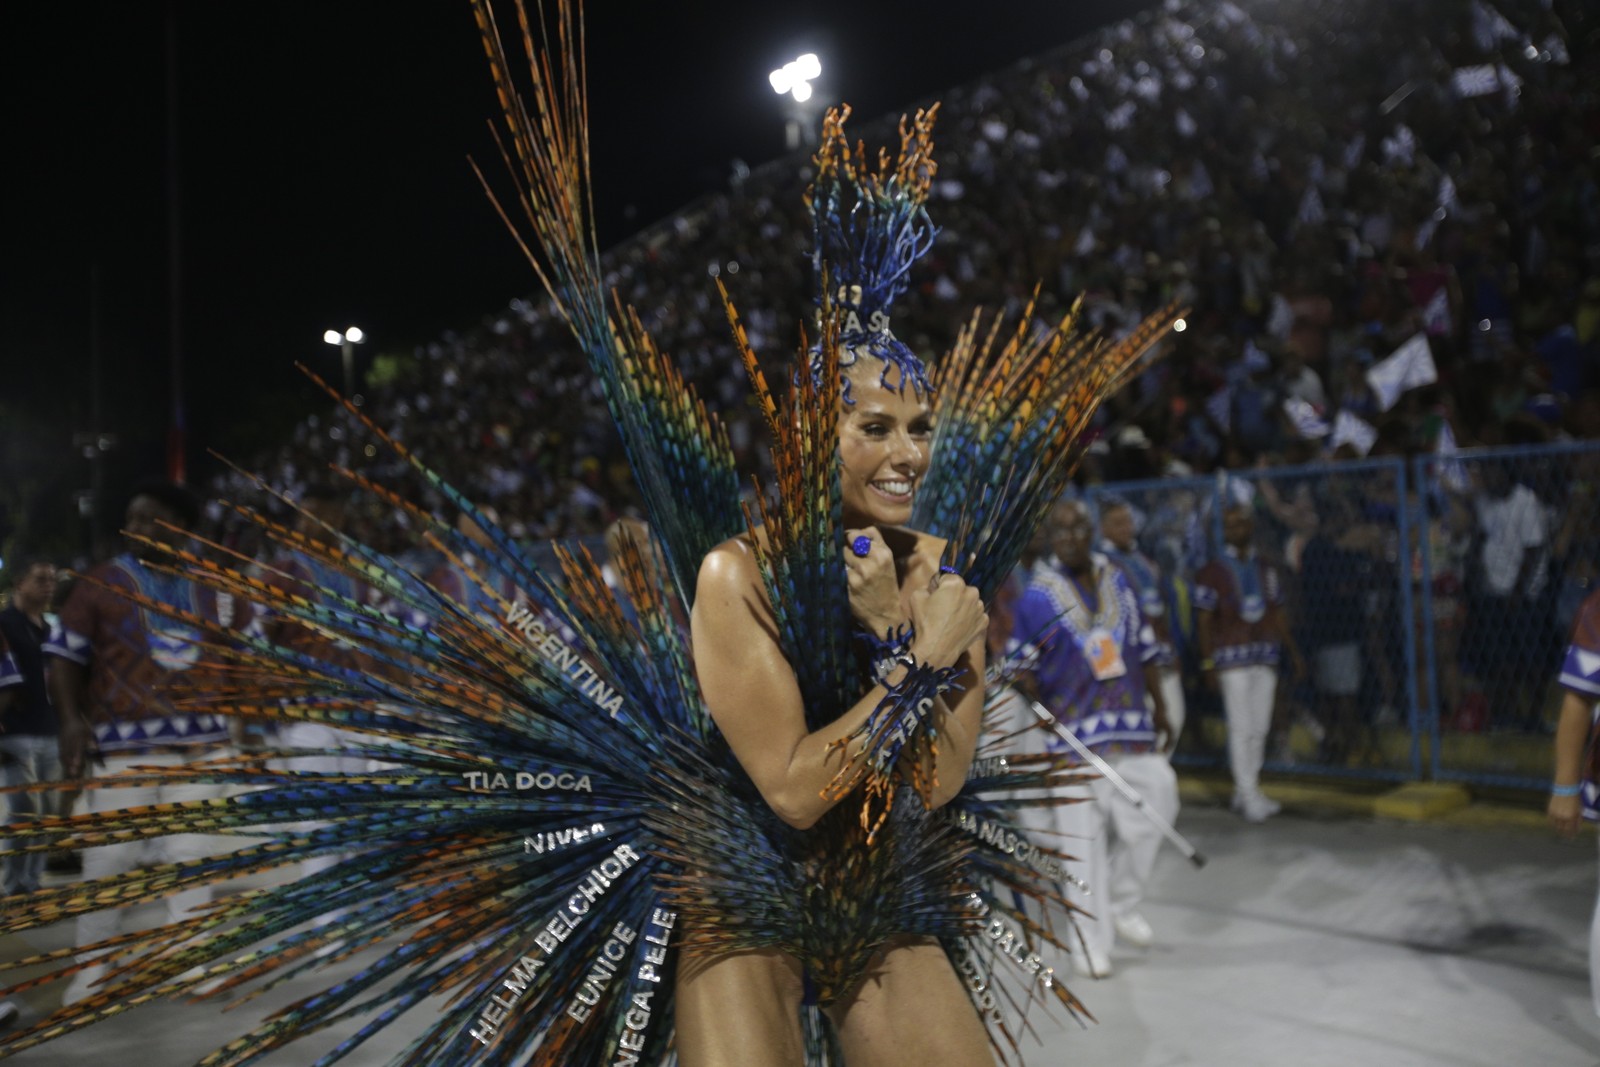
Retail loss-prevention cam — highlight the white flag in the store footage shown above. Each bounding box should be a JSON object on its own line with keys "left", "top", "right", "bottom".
{"left": 1216, "top": 1, "right": 1249, "bottom": 26}
{"left": 1366, "top": 333, "right": 1438, "bottom": 411}
{"left": 1284, "top": 397, "right": 1331, "bottom": 439}
{"left": 1414, "top": 216, "right": 1439, "bottom": 251}
{"left": 1453, "top": 64, "right": 1499, "bottom": 98}
{"left": 1497, "top": 64, "right": 1523, "bottom": 106}
{"left": 1421, "top": 287, "right": 1452, "bottom": 334}
{"left": 1471, "top": 1, "right": 1520, "bottom": 52}
{"left": 1343, "top": 132, "right": 1366, "bottom": 169}
{"left": 1330, "top": 410, "right": 1378, "bottom": 456}
{"left": 1382, "top": 125, "right": 1416, "bottom": 168}
{"left": 1297, "top": 185, "right": 1325, "bottom": 227}
{"left": 1436, "top": 420, "right": 1470, "bottom": 492}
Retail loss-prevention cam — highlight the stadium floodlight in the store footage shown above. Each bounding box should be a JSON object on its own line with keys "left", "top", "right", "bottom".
{"left": 769, "top": 52, "right": 821, "bottom": 102}
{"left": 323, "top": 326, "right": 367, "bottom": 397}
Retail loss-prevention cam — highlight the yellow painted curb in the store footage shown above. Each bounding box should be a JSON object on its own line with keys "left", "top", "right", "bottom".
{"left": 1372, "top": 782, "right": 1471, "bottom": 821}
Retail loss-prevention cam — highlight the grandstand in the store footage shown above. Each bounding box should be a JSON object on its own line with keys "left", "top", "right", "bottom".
{"left": 219, "top": 0, "right": 1597, "bottom": 790}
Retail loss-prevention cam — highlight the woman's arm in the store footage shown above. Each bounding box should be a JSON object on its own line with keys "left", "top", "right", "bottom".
{"left": 692, "top": 542, "right": 982, "bottom": 829}
{"left": 1549, "top": 690, "right": 1591, "bottom": 837}
{"left": 923, "top": 634, "right": 986, "bottom": 808}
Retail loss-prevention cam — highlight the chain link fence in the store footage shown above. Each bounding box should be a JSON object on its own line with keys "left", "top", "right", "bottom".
{"left": 1414, "top": 442, "right": 1600, "bottom": 788}
{"left": 1074, "top": 441, "right": 1600, "bottom": 791}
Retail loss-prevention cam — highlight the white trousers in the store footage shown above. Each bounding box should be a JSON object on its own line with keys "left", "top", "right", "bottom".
{"left": 76, "top": 749, "right": 229, "bottom": 957}
{"left": 1156, "top": 667, "right": 1186, "bottom": 757}
{"left": 1219, "top": 665, "right": 1277, "bottom": 800}
{"left": 1035, "top": 753, "right": 1179, "bottom": 958}
{"left": 1017, "top": 742, "right": 1184, "bottom": 959}
{"left": 276, "top": 721, "right": 366, "bottom": 880}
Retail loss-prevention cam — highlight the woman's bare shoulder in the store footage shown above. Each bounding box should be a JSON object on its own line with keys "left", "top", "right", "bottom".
{"left": 697, "top": 534, "right": 762, "bottom": 593}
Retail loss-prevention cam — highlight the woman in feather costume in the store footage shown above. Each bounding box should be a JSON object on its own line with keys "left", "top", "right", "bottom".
{"left": 0, "top": 2, "right": 1181, "bottom": 1063}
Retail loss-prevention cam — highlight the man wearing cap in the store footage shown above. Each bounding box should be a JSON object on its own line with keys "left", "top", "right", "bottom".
{"left": 1010, "top": 500, "right": 1177, "bottom": 979}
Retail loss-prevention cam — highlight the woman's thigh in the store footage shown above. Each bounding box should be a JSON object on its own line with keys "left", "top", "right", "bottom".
{"left": 827, "top": 937, "right": 994, "bottom": 1067}
{"left": 675, "top": 947, "right": 806, "bottom": 1067}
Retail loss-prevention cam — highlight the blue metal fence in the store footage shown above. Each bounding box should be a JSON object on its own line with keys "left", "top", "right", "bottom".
{"left": 1074, "top": 440, "right": 1600, "bottom": 791}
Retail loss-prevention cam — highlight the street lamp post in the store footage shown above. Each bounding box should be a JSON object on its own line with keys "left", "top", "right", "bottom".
{"left": 769, "top": 53, "right": 822, "bottom": 151}
{"left": 323, "top": 326, "right": 366, "bottom": 397}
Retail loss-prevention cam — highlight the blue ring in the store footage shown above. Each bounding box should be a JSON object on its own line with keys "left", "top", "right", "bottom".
{"left": 939, "top": 565, "right": 958, "bottom": 575}
{"left": 850, "top": 535, "right": 873, "bottom": 558}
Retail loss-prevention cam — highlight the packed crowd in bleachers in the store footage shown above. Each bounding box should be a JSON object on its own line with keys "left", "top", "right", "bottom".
{"left": 209, "top": 0, "right": 1597, "bottom": 565}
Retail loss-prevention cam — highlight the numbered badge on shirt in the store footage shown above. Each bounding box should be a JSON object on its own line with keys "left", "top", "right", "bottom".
{"left": 1081, "top": 627, "right": 1127, "bottom": 681}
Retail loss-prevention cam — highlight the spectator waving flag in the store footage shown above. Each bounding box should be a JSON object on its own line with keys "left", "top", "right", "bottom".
{"left": 1330, "top": 410, "right": 1378, "bottom": 456}
{"left": 1366, "top": 332, "right": 1437, "bottom": 411}
{"left": 1205, "top": 386, "right": 1234, "bottom": 433}
{"left": 1343, "top": 132, "right": 1366, "bottom": 169}
{"left": 1421, "top": 287, "right": 1451, "bottom": 335}
{"left": 1436, "top": 419, "right": 1470, "bottom": 492}
{"left": 1297, "top": 185, "right": 1325, "bottom": 228}
{"left": 1382, "top": 124, "right": 1416, "bottom": 168}
{"left": 1414, "top": 216, "right": 1440, "bottom": 251}
{"left": 1283, "top": 397, "right": 1331, "bottom": 439}
{"left": 1498, "top": 64, "right": 1523, "bottom": 108}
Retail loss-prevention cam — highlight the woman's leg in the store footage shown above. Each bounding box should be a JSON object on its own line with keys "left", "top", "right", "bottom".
{"left": 828, "top": 937, "right": 995, "bottom": 1067}
{"left": 675, "top": 947, "right": 806, "bottom": 1067}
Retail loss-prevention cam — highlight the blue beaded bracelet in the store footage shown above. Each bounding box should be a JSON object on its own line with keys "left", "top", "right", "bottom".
{"left": 1551, "top": 782, "right": 1582, "bottom": 798}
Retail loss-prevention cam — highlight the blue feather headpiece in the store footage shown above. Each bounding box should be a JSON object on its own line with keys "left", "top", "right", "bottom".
{"left": 806, "top": 104, "right": 940, "bottom": 403}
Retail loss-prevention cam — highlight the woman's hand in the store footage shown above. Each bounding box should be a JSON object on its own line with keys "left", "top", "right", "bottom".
{"left": 1549, "top": 792, "right": 1584, "bottom": 837}
{"left": 907, "top": 574, "right": 987, "bottom": 670}
{"left": 843, "top": 527, "right": 905, "bottom": 636}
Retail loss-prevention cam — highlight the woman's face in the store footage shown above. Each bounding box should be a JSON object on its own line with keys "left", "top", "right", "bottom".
{"left": 837, "top": 362, "right": 932, "bottom": 528}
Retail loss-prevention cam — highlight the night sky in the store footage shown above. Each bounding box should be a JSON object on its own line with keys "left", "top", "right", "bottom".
{"left": 2, "top": 1, "right": 1152, "bottom": 513}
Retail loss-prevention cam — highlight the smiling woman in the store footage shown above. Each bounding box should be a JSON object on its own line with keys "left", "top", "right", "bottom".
{"left": 838, "top": 364, "right": 934, "bottom": 526}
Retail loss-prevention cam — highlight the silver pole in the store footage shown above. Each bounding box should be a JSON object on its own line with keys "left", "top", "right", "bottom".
{"left": 1028, "top": 699, "right": 1207, "bottom": 868}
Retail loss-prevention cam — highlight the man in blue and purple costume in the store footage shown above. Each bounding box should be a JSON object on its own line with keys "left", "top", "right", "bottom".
{"left": 1009, "top": 499, "right": 1177, "bottom": 979}
{"left": 45, "top": 481, "right": 253, "bottom": 1006}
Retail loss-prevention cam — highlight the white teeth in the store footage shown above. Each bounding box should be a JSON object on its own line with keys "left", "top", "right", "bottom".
{"left": 872, "top": 480, "right": 912, "bottom": 495}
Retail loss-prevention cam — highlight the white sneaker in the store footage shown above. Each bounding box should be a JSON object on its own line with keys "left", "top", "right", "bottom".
{"left": 1239, "top": 792, "right": 1278, "bottom": 823}
{"left": 1071, "top": 947, "right": 1113, "bottom": 979}
{"left": 1114, "top": 911, "right": 1155, "bottom": 948}
{"left": 63, "top": 963, "right": 107, "bottom": 1007}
